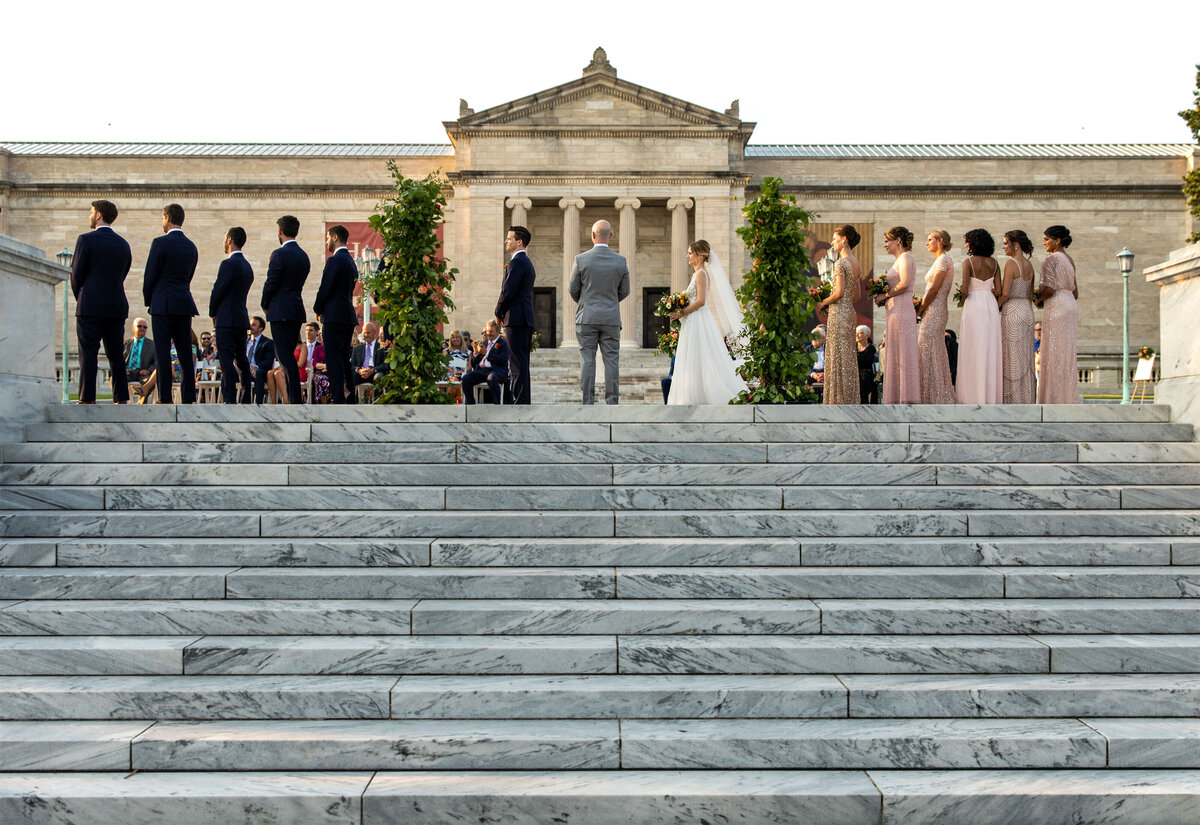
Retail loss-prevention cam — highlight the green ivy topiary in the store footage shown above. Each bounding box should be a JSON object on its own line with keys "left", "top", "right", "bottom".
{"left": 733, "top": 177, "right": 819, "bottom": 404}
{"left": 366, "top": 163, "right": 458, "bottom": 404}
{"left": 1180, "top": 64, "right": 1200, "bottom": 244}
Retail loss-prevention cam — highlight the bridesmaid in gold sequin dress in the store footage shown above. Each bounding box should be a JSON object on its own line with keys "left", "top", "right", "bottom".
{"left": 816, "top": 224, "right": 862, "bottom": 404}
{"left": 916, "top": 230, "right": 956, "bottom": 404}
{"left": 998, "top": 230, "right": 1036, "bottom": 404}
{"left": 877, "top": 226, "right": 921, "bottom": 403}
{"left": 1037, "top": 225, "right": 1082, "bottom": 404}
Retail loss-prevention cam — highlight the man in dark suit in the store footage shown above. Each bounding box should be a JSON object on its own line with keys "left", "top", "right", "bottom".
{"left": 70, "top": 199, "right": 132, "bottom": 404}
{"left": 245, "top": 316, "right": 275, "bottom": 404}
{"left": 350, "top": 322, "right": 389, "bottom": 397}
{"left": 121, "top": 317, "right": 156, "bottom": 397}
{"left": 495, "top": 225, "right": 535, "bottom": 404}
{"left": 261, "top": 215, "right": 310, "bottom": 404}
{"left": 143, "top": 203, "right": 199, "bottom": 404}
{"left": 208, "top": 227, "right": 254, "bottom": 404}
{"left": 462, "top": 320, "right": 509, "bottom": 404}
{"left": 313, "top": 224, "right": 358, "bottom": 404}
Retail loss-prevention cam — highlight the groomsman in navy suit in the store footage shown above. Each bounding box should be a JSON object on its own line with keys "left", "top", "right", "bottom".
{"left": 261, "top": 215, "right": 310, "bottom": 404}
{"left": 208, "top": 227, "right": 254, "bottom": 404}
{"left": 70, "top": 199, "right": 132, "bottom": 404}
{"left": 496, "top": 225, "right": 535, "bottom": 404}
{"left": 143, "top": 203, "right": 199, "bottom": 403}
{"left": 313, "top": 224, "right": 358, "bottom": 404}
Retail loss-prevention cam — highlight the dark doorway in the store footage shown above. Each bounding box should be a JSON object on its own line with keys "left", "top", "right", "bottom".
{"left": 643, "top": 286, "right": 669, "bottom": 349}
{"left": 533, "top": 287, "right": 557, "bottom": 348}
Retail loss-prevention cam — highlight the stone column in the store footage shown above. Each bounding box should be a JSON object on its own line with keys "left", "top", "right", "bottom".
{"left": 1144, "top": 242, "right": 1200, "bottom": 435}
{"left": 559, "top": 197, "right": 586, "bottom": 347}
{"left": 668, "top": 197, "right": 694, "bottom": 294}
{"left": 615, "top": 197, "right": 641, "bottom": 348}
{"left": 505, "top": 197, "right": 532, "bottom": 229}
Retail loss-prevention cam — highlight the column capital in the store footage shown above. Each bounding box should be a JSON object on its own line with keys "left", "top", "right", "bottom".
{"left": 667, "top": 197, "right": 694, "bottom": 212}
{"left": 504, "top": 197, "right": 532, "bottom": 211}
{"left": 558, "top": 197, "right": 586, "bottom": 211}
{"left": 614, "top": 197, "right": 641, "bottom": 211}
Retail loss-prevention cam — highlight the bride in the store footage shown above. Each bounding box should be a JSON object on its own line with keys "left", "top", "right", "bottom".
{"left": 667, "top": 240, "right": 748, "bottom": 405}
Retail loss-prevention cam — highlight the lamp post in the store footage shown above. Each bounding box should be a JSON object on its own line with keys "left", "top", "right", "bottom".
{"left": 55, "top": 247, "right": 73, "bottom": 404}
{"left": 1116, "top": 246, "right": 1135, "bottom": 404}
{"left": 355, "top": 246, "right": 378, "bottom": 326}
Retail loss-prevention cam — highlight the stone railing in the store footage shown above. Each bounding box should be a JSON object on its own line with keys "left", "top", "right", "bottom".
{"left": 1145, "top": 241, "right": 1200, "bottom": 435}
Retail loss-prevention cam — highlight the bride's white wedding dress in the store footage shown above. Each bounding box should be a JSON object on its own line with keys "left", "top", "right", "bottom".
{"left": 667, "top": 257, "right": 748, "bottom": 405}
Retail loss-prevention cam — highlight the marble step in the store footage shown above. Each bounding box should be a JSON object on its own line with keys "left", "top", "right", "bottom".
{"left": 936, "top": 463, "right": 1200, "bottom": 486}
{"left": 621, "top": 717, "right": 1107, "bottom": 769}
{"left": 799, "top": 537, "right": 1178, "bottom": 566}
{"left": 430, "top": 537, "right": 800, "bottom": 566}
{"left": 0, "top": 540, "right": 56, "bottom": 567}
{"left": 0, "top": 721, "right": 154, "bottom": 771}
{"left": 843, "top": 674, "right": 1200, "bottom": 717}
{"left": 55, "top": 538, "right": 432, "bottom": 567}
{"left": 0, "top": 637, "right": 196, "bottom": 675}
{"left": 1001, "top": 567, "right": 1200, "bottom": 598}
{"left": 622, "top": 634, "right": 1200, "bottom": 675}
{"left": 0, "top": 675, "right": 396, "bottom": 719}
{"left": 0, "top": 568, "right": 235, "bottom": 599}
{"left": 1084, "top": 718, "right": 1200, "bottom": 767}
{"left": 603, "top": 421, "right": 1191, "bottom": 443}
{"left": 613, "top": 567, "right": 1004, "bottom": 598}
{"left": 130, "top": 719, "right": 620, "bottom": 771}
{"left": 226, "top": 568, "right": 616, "bottom": 599}
{"left": 814, "top": 598, "right": 1200, "bottom": 634}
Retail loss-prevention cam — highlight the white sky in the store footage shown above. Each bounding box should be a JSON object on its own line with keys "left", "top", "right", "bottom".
{"left": 6, "top": 0, "right": 1196, "bottom": 145}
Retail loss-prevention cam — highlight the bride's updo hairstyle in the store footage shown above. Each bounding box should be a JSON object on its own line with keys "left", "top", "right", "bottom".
{"left": 884, "top": 226, "right": 914, "bottom": 250}
{"left": 963, "top": 228, "right": 996, "bottom": 257}
{"left": 1004, "top": 230, "right": 1034, "bottom": 256}
{"left": 929, "top": 229, "right": 952, "bottom": 251}
{"left": 689, "top": 239, "right": 711, "bottom": 260}
{"left": 833, "top": 224, "right": 861, "bottom": 248}
{"left": 1044, "top": 225, "right": 1073, "bottom": 248}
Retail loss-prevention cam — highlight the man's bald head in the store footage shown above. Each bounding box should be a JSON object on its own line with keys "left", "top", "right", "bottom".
{"left": 591, "top": 220, "right": 612, "bottom": 244}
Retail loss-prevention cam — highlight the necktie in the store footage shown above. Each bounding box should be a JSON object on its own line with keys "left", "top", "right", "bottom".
{"left": 247, "top": 337, "right": 254, "bottom": 360}
{"left": 364, "top": 344, "right": 372, "bottom": 368}
{"left": 127, "top": 339, "right": 140, "bottom": 371}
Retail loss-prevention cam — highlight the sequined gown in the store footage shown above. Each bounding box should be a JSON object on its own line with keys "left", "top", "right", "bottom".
{"left": 956, "top": 266, "right": 1003, "bottom": 405}
{"left": 882, "top": 256, "right": 921, "bottom": 404}
{"left": 823, "top": 258, "right": 860, "bottom": 405}
{"left": 1036, "top": 251, "right": 1082, "bottom": 404}
{"left": 1001, "top": 265, "right": 1036, "bottom": 404}
{"left": 917, "top": 254, "right": 956, "bottom": 404}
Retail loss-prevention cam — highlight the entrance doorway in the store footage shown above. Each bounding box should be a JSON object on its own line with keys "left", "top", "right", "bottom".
{"left": 643, "top": 287, "right": 669, "bottom": 349}
{"left": 533, "top": 287, "right": 557, "bottom": 347}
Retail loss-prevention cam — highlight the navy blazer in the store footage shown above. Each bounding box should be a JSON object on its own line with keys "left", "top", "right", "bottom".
{"left": 70, "top": 227, "right": 132, "bottom": 318}
{"left": 469, "top": 336, "right": 509, "bottom": 372}
{"left": 247, "top": 334, "right": 276, "bottom": 371}
{"left": 143, "top": 230, "right": 199, "bottom": 316}
{"left": 313, "top": 247, "right": 358, "bottom": 325}
{"left": 261, "top": 241, "right": 310, "bottom": 322}
{"left": 351, "top": 340, "right": 391, "bottom": 375}
{"left": 495, "top": 252, "right": 535, "bottom": 327}
{"left": 208, "top": 252, "right": 254, "bottom": 330}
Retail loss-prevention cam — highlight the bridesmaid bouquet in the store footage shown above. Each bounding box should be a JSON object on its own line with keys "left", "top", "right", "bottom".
{"left": 808, "top": 282, "right": 832, "bottom": 302}
{"left": 912, "top": 294, "right": 923, "bottom": 321}
{"left": 866, "top": 277, "right": 889, "bottom": 299}
{"left": 952, "top": 284, "right": 966, "bottom": 308}
{"left": 654, "top": 291, "right": 690, "bottom": 357}
{"left": 1032, "top": 288, "right": 1044, "bottom": 307}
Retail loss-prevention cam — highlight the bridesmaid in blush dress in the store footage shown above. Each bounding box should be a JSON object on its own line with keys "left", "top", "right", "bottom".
{"left": 1036, "top": 225, "right": 1082, "bottom": 404}
{"left": 877, "top": 226, "right": 921, "bottom": 403}
{"left": 955, "top": 228, "right": 1003, "bottom": 405}
{"left": 815, "top": 224, "right": 862, "bottom": 404}
{"left": 916, "top": 229, "right": 956, "bottom": 404}
{"left": 998, "top": 230, "right": 1037, "bottom": 404}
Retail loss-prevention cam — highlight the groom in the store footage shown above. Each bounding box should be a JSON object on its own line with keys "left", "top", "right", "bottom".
{"left": 569, "top": 220, "right": 630, "bottom": 404}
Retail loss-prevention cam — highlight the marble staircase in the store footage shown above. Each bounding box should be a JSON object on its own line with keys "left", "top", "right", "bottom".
{"left": 0, "top": 402, "right": 1199, "bottom": 824}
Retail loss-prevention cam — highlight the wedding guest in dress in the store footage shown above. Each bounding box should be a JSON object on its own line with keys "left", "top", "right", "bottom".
{"left": 877, "top": 226, "right": 920, "bottom": 403}
{"left": 856, "top": 325, "right": 878, "bottom": 404}
{"left": 998, "top": 230, "right": 1037, "bottom": 404}
{"left": 1036, "top": 225, "right": 1082, "bottom": 403}
{"left": 815, "top": 225, "right": 861, "bottom": 405}
{"left": 300, "top": 322, "right": 330, "bottom": 402}
{"left": 956, "top": 229, "right": 1003, "bottom": 404}
{"left": 916, "top": 230, "right": 956, "bottom": 404}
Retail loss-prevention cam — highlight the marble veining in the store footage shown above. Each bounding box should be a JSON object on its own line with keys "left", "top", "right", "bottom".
{"left": 27, "top": 421, "right": 312, "bottom": 442}
{"left": 226, "top": 568, "right": 614, "bottom": 599}
{"left": 1083, "top": 718, "right": 1200, "bottom": 767}
{"left": 1002, "top": 567, "right": 1200, "bottom": 598}
{"left": 0, "top": 721, "right": 153, "bottom": 770}
{"left": 938, "top": 462, "right": 1200, "bottom": 486}
{"left": 615, "top": 567, "right": 1002, "bottom": 599}
{"left": 968, "top": 510, "right": 1200, "bottom": 537}
{"left": 612, "top": 422, "right": 910, "bottom": 443}
{"left": 0, "top": 463, "right": 289, "bottom": 486}
{"left": 56, "top": 538, "right": 430, "bottom": 568}
{"left": 292, "top": 462, "right": 612, "bottom": 486}
{"left": 0, "top": 636, "right": 199, "bottom": 676}
{"left": 0, "top": 487, "right": 105, "bottom": 510}
{"left": 768, "top": 442, "right": 1079, "bottom": 464}
{"left": 310, "top": 422, "right": 611, "bottom": 443}
{"left": 458, "top": 442, "right": 769, "bottom": 464}
{"left": 143, "top": 441, "right": 457, "bottom": 464}
{"left": 429, "top": 537, "right": 800, "bottom": 567}
{"left": 260, "top": 511, "right": 615, "bottom": 539}
{"left": 615, "top": 510, "right": 967, "bottom": 538}
{"left": 0, "top": 512, "right": 261, "bottom": 539}
{"left": 449, "top": 485, "right": 783, "bottom": 511}
{"left": 0, "top": 568, "right": 232, "bottom": 600}
{"left": 104, "top": 485, "right": 445, "bottom": 511}
{"left": 1037, "top": 634, "right": 1200, "bottom": 673}
{"left": 799, "top": 537, "right": 1170, "bottom": 567}
{"left": 613, "top": 462, "right": 936, "bottom": 486}
{"left": 0, "top": 540, "right": 56, "bottom": 567}
{"left": 783, "top": 485, "right": 1119, "bottom": 510}
{"left": 909, "top": 422, "right": 1191, "bottom": 442}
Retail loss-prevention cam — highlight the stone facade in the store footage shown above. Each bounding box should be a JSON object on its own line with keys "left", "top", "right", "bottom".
{"left": 1, "top": 49, "right": 1193, "bottom": 396}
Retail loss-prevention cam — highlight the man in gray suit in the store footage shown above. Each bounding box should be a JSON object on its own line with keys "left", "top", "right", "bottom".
{"left": 569, "top": 220, "right": 630, "bottom": 404}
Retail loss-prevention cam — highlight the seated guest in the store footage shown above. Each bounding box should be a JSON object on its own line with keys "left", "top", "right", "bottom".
{"left": 856, "top": 325, "right": 878, "bottom": 404}
{"left": 350, "top": 321, "right": 389, "bottom": 396}
{"left": 122, "top": 317, "right": 156, "bottom": 396}
{"left": 807, "top": 325, "right": 826, "bottom": 397}
{"left": 197, "top": 330, "right": 218, "bottom": 383}
{"left": 246, "top": 316, "right": 275, "bottom": 404}
{"left": 445, "top": 330, "right": 470, "bottom": 382}
{"left": 300, "top": 321, "right": 330, "bottom": 402}
{"left": 462, "top": 320, "right": 509, "bottom": 405}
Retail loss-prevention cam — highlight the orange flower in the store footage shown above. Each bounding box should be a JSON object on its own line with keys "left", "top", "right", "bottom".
{"left": 418, "top": 285, "right": 428, "bottom": 294}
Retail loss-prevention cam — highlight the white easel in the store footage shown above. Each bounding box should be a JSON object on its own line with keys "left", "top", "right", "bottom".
{"left": 1132, "top": 354, "right": 1156, "bottom": 403}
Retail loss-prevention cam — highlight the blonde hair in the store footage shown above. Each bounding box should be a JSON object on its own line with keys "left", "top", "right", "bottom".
{"left": 929, "top": 229, "right": 952, "bottom": 251}
{"left": 688, "top": 239, "right": 711, "bottom": 261}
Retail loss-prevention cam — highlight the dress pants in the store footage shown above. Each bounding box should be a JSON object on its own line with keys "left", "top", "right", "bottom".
{"left": 461, "top": 368, "right": 508, "bottom": 404}
{"left": 215, "top": 326, "right": 251, "bottom": 404}
{"left": 151, "top": 314, "right": 195, "bottom": 404}
{"left": 505, "top": 325, "right": 533, "bottom": 405}
{"left": 576, "top": 323, "right": 621, "bottom": 404}
{"left": 271, "top": 320, "right": 303, "bottom": 404}
{"left": 322, "top": 322, "right": 355, "bottom": 404}
{"left": 76, "top": 316, "right": 129, "bottom": 403}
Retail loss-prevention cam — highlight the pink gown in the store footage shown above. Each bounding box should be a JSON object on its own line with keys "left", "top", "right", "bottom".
{"left": 1036, "top": 251, "right": 1082, "bottom": 404}
{"left": 882, "top": 256, "right": 921, "bottom": 404}
{"left": 1001, "top": 267, "right": 1036, "bottom": 404}
{"left": 917, "top": 254, "right": 956, "bottom": 404}
{"left": 956, "top": 266, "right": 1003, "bottom": 405}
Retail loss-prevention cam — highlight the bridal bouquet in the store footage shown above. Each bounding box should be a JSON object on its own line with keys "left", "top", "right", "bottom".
{"left": 953, "top": 284, "right": 966, "bottom": 308}
{"left": 654, "top": 291, "right": 690, "bottom": 357}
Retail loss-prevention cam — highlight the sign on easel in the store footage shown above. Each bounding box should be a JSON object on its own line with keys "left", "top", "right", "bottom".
{"left": 1132, "top": 355, "right": 1156, "bottom": 403}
